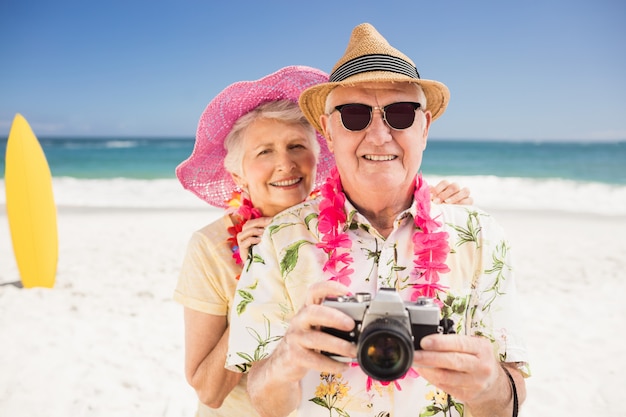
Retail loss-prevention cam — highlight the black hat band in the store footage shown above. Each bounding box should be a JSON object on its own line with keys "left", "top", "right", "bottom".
{"left": 329, "top": 54, "right": 420, "bottom": 83}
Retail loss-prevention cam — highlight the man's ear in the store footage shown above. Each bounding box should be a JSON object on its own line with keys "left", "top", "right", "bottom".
{"left": 320, "top": 114, "right": 334, "bottom": 153}
{"left": 421, "top": 110, "right": 432, "bottom": 151}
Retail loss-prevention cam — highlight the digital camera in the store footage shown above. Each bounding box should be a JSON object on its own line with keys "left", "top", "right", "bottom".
{"left": 321, "top": 288, "right": 452, "bottom": 382}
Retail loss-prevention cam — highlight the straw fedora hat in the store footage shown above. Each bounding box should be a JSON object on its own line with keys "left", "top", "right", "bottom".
{"left": 176, "top": 65, "right": 334, "bottom": 208}
{"left": 299, "top": 23, "right": 450, "bottom": 135}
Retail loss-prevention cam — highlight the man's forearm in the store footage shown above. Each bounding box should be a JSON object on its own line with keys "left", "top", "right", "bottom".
{"left": 247, "top": 354, "right": 301, "bottom": 417}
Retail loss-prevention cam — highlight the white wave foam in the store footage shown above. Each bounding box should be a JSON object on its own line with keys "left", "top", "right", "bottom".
{"left": 425, "top": 175, "right": 626, "bottom": 216}
{"left": 1, "top": 176, "right": 624, "bottom": 216}
{"left": 0, "top": 178, "right": 206, "bottom": 210}
{"left": 103, "top": 140, "right": 139, "bottom": 149}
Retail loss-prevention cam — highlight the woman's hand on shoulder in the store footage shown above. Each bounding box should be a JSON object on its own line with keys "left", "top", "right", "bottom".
{"left": 237, "top": 216, "right": 272, "bottom": 261}
{"left": 430, "top": 180, "right": 473, "bottom": 205}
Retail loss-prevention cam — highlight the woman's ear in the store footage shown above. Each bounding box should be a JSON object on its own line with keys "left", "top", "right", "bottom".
{"left": 230, "top": 172, "right": 247, "bottom": 191}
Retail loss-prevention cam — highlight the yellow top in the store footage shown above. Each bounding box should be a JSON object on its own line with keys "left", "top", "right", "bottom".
{"left": 174, "top": 214, "right": 259, "bottom": 417}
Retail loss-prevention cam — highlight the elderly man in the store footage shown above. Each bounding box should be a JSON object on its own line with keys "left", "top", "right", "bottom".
{"left": 226, "top": 23, "right": 529, "bottom": 417}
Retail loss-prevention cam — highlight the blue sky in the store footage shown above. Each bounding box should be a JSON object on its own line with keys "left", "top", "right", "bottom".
{"left": 1, "top": 0, "right": 624, "bottom": 141}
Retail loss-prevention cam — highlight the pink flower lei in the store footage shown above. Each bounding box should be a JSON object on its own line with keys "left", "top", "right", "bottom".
{"left": 316, "top": 167, "right": 450, "bottom": 301}
{"left": 316, "top": 167, "right": 451, "bottom": 388}
{"left": 225, "top": 190, "right": 262, "bottom": 266}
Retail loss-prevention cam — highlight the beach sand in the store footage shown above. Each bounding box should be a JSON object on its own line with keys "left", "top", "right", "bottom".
{"left": 0, "top": 204, "right": 624, "bottom": 416}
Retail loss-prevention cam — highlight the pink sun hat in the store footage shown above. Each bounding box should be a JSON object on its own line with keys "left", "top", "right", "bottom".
{"left": 176, "top": 65, "right": 334, "bottom": 208}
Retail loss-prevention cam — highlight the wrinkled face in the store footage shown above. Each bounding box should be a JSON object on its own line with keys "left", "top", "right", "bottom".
{"left": 232, "top": 118, "right": 317, "bottom": 216}
{"left": 320, "top": 82, "right": 431, "bottom": 202}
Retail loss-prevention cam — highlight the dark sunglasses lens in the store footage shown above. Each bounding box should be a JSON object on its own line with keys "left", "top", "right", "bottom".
{"left": 385, "top": 103, "right": 417, "bottom": 130}
{"left": 340, "top": 104, "right": 372, "bottom": 131}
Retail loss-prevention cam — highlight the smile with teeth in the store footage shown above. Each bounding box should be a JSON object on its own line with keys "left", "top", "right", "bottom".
{"left": 270, "top": 177, "right": 302, "bottom": 187}
{"left": 364, "top": 154, "right": 396, "bottom": 161}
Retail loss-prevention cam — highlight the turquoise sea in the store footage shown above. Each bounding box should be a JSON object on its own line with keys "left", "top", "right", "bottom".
{"left": 1, "top": 137, "right": 625, "bottom": 184}
{"left": 1, "top": 137, "right": 625, "bottom": 215}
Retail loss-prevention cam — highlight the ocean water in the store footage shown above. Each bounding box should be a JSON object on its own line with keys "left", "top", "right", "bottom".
{"left": 1, "top": 137, "right": 625, "bottom": 215}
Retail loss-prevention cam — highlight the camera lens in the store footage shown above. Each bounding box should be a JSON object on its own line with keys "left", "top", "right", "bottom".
{"left": 357, "top": 318, "right": 414, "bottom": 382}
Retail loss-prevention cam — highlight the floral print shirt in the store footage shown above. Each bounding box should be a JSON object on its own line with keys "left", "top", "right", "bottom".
{"left": 226, "top": 197, "right": 529, "bottom": 417}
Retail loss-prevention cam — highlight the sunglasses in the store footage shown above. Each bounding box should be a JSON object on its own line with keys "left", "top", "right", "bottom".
{"left": 331, "top": 101, "right": 422, "bottom": 131}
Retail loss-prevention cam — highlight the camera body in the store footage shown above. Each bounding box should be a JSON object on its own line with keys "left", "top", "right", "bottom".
{"left": 321, "top": 288, "right": 445, "bottom": 381}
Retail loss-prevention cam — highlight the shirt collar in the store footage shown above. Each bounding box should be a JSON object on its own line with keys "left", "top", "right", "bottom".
{"left": 343, "top": 197, "right": 419, "bottom": 236}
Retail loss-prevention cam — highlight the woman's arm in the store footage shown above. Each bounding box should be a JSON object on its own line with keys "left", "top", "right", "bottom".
{"left": 184, "top": 308, "right": 242, "bottom": 408}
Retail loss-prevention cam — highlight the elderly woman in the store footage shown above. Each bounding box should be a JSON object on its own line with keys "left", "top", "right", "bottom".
{"left": 174, "top": 66, "right": 472, "bottom": 417}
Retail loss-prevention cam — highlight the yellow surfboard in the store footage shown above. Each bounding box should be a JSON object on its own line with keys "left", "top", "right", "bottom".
{"left": 5, "top": 114, "right": 58, "bottom": 288}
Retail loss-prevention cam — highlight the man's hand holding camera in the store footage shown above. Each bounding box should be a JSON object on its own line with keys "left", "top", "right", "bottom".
{"left": 247, "top": 282, "right": 356, "bottom": 391}
{"left": 414, "top": 334, "right": 521, "bottom": 412}
{"left": 286, "top": 282, "right": 519, "bottom": 410}
{"left": 248, "top": 280, "right": 523, "bottom": 417}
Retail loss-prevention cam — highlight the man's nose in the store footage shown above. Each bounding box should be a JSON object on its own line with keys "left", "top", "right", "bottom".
{"left": 365, "top": 108, "right": 393, "bottom": 145}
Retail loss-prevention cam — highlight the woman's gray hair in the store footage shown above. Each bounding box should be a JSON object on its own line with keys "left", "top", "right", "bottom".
{"left": 224, "top": 100, "right": 320, "bottom": 177}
